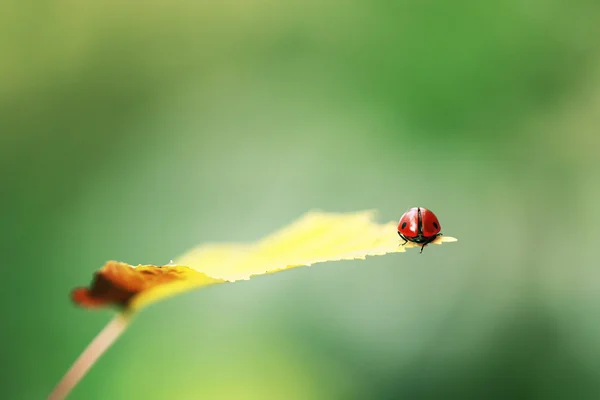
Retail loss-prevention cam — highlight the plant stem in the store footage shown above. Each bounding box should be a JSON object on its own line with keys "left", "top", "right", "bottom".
{"left": 48, "top": 314, "right": 130, "bottom": 400}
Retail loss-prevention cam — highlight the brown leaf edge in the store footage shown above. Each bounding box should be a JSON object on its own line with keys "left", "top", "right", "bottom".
{"left": 70, "top": 261, "right": 224, "bottom": 311}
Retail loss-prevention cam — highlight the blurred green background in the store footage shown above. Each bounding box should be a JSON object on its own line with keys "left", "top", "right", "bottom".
{"left": 2, "top": 1, "right": 600, "bottom": 399}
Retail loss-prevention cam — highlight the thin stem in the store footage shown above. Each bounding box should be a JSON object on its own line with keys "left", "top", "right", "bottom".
{"left": 48, "top": 314, "right": 130, "bottom": 400}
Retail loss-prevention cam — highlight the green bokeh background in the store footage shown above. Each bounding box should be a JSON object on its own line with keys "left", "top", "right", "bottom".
{"left": 2, "top": 1, "right": 600, "bottom": 399}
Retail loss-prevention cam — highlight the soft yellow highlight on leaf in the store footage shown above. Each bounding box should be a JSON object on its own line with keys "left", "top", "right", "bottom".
{"left": 73, "top": 210, "right": 457, "bottom": 313}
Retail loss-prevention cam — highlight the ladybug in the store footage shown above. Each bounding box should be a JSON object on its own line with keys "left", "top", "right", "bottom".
{"left": 397, "top": 207, "right": 442, "bottom": 253}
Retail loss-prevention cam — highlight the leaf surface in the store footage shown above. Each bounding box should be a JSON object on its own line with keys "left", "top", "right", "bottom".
{"left": 72, "top": 210, "right": 457, "bottom": 312}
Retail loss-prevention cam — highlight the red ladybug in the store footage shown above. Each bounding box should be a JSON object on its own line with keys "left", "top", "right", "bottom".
{"left": 397, "top": 207, "right": 442, "bottom": 253}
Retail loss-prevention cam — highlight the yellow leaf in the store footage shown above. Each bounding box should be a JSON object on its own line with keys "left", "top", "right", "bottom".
{"left": 72, "top": 210, "right": 457, "bottom": 313}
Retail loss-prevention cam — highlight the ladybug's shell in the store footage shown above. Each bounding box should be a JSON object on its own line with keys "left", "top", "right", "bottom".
{"left": 397, "top": 207, "right": 420, "bottom": 237}
{"left": 420, "top": 208, "right": 441, "bottom": 237}
{"left": 397, "top": 207, "right": 441, "bottom": 238}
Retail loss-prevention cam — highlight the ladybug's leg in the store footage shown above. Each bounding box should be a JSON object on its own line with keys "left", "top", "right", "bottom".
{"left": 418, "top": 235, "right": 441, "bottom": 254}
{"left": 397, "top": 232, "right": 408, "bottom": 246}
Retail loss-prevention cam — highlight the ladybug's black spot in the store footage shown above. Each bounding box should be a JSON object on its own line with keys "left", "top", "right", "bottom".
{"left": 401, "top": 222, "right": 407, "bottom": 229}
{"left": 433, "top": 222, "right": 439, "bottom": 229}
